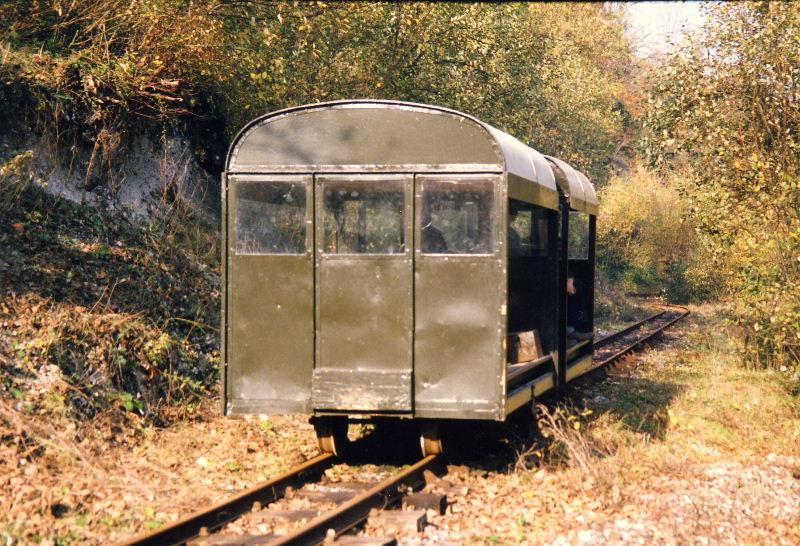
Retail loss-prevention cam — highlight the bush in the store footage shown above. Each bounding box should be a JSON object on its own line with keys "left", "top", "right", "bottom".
{"left": 597, "top": 166, "right": 711, "bottom": 302}
{"left": 0, "top": 184, "right": 219, "bottom": 423}
{"left": 0, "top": 0, "right": 229, "bottom": 181}
{"left": 645, "top": 2, "right": 800, "bottom": 370}
{"left": 1, "top": 2, "right": 633, "bottom": 188}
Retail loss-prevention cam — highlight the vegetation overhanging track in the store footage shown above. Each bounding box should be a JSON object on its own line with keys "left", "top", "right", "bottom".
{"left": 117, "top": 453, "right": 335, "bottom": 546}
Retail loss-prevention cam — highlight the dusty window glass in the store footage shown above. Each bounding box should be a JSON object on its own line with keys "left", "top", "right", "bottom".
{"left": 421, "top": 180, "right": 494, "bottom": 254}
{"left": 235, "top": 181, "right": 307, "bottom": 255}
{"left": 568, "top": 210, "right": 590, "bottom": 260}
{"left": 508, "top": 200, "right": 549, "bottom": 257}
{"left": 322, "top": 180, "right": 405, "bottom": 254}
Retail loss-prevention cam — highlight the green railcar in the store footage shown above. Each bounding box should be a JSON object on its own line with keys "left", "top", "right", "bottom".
{"left": 221, "top": 100, "right": 598, "bottom": 454}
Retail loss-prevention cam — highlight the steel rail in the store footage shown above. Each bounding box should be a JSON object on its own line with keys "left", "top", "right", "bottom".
{"left": 267, "top": 454, "right": 445, "bottom": 546}
{"left": 593, "top": 305, "right": 689, "bottom": 369}
{"left": 118, "top": 452, "right": 335, "bottom": 546}
{"left": 593, "top": 309, "right": 667, "bottom": 348}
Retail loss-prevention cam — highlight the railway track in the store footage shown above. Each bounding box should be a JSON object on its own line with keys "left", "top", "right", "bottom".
{"left": 592, "top": 305, "right": 689, "bottom": 369}
{"left": 119, "top": 305, "right": 688, "bottom": 546}
{"left": 120, "top": 455, "right": 447, "bottom": 546}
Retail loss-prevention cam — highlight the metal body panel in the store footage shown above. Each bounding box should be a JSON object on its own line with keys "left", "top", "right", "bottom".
{"left": 312, "top": 368, "right": 411, "bottom": 411}
{"left": 227, "top": 256, "right": 313, "bottom": 410}
{"left": 413, "top": 174, "right": 506, "bottom": 420}
{"left": 506, "top": 383, "right": 533, "bottom": 414}
{"left": 231, "top": 164, "right": 502, "bottom": 175}
{"left": 314, "top": 259, "right": 412, "bottom": 370}
{"left": 220, "top": 173, "right": 228, "bottom": 415}
{"left": 228, "top": 398, "right": 309, "bottom": 414}
{"left": 313, "top": 175, "right": 414, "bottom": 412}
{"left": 413, "top": 258, "right": 505, "bottom": 418}
{"left": 565, "top": 354, "right": 594, "bottom": 382}
{"left": 232, "top": 105, "right": 500, "bottom": 169}
{"left": 226, "top": 175, "right": 314, "bottom": 414}
{"left": 227, "top": 100, "right": 558, "bottom": 211}
{"left": 508, "top": 172, "right": 559, "bottom": 210}
{"left": 487, "top": 126, "right": 558, "bottom": 209}
{"left": 576, "top": 171, "right": 599, "bottom": 214}
{"left": 533, "top": 372, "right": 556, "bottom": 396}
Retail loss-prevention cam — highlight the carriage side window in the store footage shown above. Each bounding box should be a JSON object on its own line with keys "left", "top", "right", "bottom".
{"left": 235, "top": 180, "right": 307, "bottom": 254}
{"left": 568, "top": 210, "right": 590, "bottom": 260}
{"left": 421, "top": 179, "right": 494, "bottom": 254}
{"left": 508, "top": 199, "right": 549, "bottom": 257}
{"left": 322, "top": 179, "right": 405, "bottom": 254}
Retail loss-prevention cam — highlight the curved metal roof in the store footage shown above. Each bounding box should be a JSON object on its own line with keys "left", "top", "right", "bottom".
{"left": 227, "top": 100, "right": 593, "bottom": 213}
{"left": 543, "top": 155, "right": 598, "bottom": 215}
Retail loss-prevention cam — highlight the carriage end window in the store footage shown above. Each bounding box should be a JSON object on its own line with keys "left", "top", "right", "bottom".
{"left": 234, "top": 180, "right": 307, "bottom": 255}
{"left": 508, "top": 200, "right": 549, "bottom": 257}
{"left": 322, "top": 179, "right": 406, "bottom": 255}
{"left": 568, "top": 210, "right": 590, "bottom": 260}
{"left": 421, "top": 179, "right": 494, "bottom": 254}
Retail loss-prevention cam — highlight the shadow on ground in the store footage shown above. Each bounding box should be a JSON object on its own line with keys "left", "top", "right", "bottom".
{"left": 340, "top": 351, "right": 686, "bottom": 472}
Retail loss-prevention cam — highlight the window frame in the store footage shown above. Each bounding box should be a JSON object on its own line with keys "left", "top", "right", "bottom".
{"left": 416, "top": 175, "right": 498, "bottom": 257}
{"left": 507, "top": 199, "right": 551, "bottom": 259}
{"left": 232, "top": 176, "right": 311, "bottom": 256}
{"left": 567, "top": 209, "right": 591, "bottom": 261}
{"left": 315, "top": 174, "right": 413, "bottom": 259}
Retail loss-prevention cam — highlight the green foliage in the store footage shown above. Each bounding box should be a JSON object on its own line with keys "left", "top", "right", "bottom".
{"left": 1, "top": 2, "right": 633, "bottom": 184}
{"left": 644, "top": 2, "right": 800, "bottom": 369}
{"left": 597, "top": 166, "right": 711, "bottom": 302}
{"left": 109, "top": 391, "right": 144, "bottom": 414}
{"left": 215, "top": 2, "right": 632, "bottom": 182}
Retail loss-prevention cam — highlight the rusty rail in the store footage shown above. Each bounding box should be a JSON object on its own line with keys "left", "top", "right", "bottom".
{"left": 593, "top": 305, "right": 690, "bottom": 369}
{"left": 117, "top": 452, "right": 335, "bottom": 546}
{"left": 267, "top": 454, "right": 444, "bottom": 546}
{"left": 593, "top": 309, "right": 667, "bottom": 348}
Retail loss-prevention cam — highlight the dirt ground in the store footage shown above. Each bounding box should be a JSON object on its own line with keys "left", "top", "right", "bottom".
{"left": 418, "top": 305, "right": 800, "bottom": 545}
{"left": 1, "top": 305, "right": 799, "bottom": 545}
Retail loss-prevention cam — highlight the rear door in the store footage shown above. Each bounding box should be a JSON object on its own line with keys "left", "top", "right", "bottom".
{"left": 413, "top": 174, "right": 506, "bottom": 419}
{"left": 226, "top": 175, "right": 313, "bottom": 414}
{"left": 312, "top": 175, "right": 414, "bottom": 412}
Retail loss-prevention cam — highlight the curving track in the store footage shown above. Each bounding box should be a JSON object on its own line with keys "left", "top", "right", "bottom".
{"left": 118, "top": 305, "right": 688, "bottom": 546}
{"left": 593, "top": 305, "right": 689, "bottom": 369}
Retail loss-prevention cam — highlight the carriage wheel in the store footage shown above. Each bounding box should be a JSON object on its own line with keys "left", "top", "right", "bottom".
{"left": 420, "top": 422, "right": 444, "bottom": 456}
{"left": 314, "top": 416, "right": 349, "bottom": 457}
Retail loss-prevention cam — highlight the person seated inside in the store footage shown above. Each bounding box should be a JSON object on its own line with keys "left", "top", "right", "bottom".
{"left": 567, "top": 272, "right": 593, "bottom": 344}
{"left": 421, "top": 209, "right": 448, "bottom": 253}
{"left": 508, "top": 202, "right": 524, "bottom": 256}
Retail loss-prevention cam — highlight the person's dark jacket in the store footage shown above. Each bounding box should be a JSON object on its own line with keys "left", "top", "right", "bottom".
{"left": 568, "top": 281, "right": 591, "bottom": 332}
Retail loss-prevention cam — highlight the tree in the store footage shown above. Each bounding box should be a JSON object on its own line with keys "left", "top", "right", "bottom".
{"left": 645, "top": 1, "right": 800, "bottom": 367}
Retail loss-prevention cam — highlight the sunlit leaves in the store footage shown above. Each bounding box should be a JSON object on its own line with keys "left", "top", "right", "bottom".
{"left": 645, "top": 2, "right": 800, "bottom": 368}
{"left": 213, "top": 2, "right": 632, "bottom": 183}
